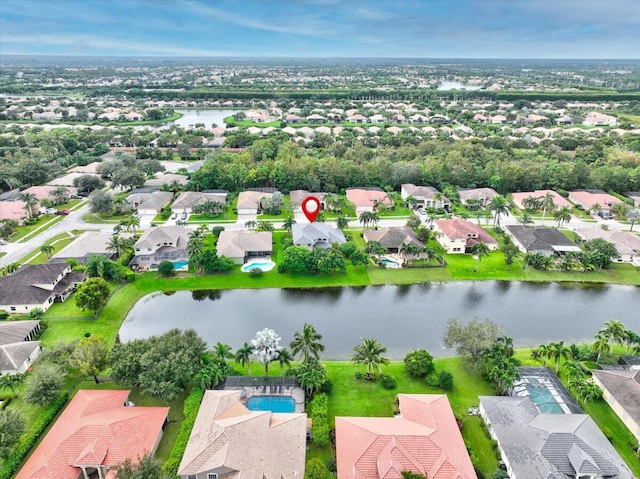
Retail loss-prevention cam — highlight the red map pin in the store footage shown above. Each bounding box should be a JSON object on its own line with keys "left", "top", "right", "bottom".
{"left": 301, "top": 196, "right": 321, "bottom": 223}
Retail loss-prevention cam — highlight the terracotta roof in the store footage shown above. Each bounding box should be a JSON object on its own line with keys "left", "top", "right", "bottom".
{"left": 511, "top": 190, "right": 572, "bottom": 209}
{"left": 569, "top": 190, "right": 621, "bottom": 209}
{"left": 336, "top": 394, "right": 476, "bottom": 479}
{"left": 17, "top": 389, "right": 169, "bottom": 479}
{"left": 345, "top": 188, "right": 392, "bottom": 208}
{"left": 237, "top": 190, "right": 272, "bottom": 209}
{"left": 435, "top": 219, "right": 498, "bottom": 245}
{"left": 178, "top": 390, "right": 306, "bottom": 478}
{"left": 22, "top": 185, "right": 77, "bottom": 201}
{"left": 0, "top": 200, "right": 30, "bottom": 221}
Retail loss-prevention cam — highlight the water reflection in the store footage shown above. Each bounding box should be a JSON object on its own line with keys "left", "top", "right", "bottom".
{"left": 192, "top": 290, "right": 222, "bottom": 302}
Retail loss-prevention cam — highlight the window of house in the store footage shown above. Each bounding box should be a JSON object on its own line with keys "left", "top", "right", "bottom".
{"left": 207, "top": 474, "right": 218, "bottom": 479}
{"left": 10, "top": 307, "right": 16, "bottom": 311}
{"left": 187, "top": 476, "right": 197, "bottom": 479}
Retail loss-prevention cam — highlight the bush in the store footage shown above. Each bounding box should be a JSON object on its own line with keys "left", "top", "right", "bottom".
{"left": 305, "top": 458, "right": 331, "bottom": 479}
{"left": 493, "top": 469, "right": 509, "bottom": 479}
{"left": 162, "top": 387, "right": 204, "bottom": 476}
{"left": 339, "top": 241, "right": 357, "bottom": 257}
{"left": 404, "top": 349, "right": 435, "bottom": 378}
{"left": 0, "top": 393, "right": 68, "bottom": 479}
{"left": 438, "top": 371, "right": 454, "bottom": 390}
{"left": 310, "top": 393, "right": 330, "bottom": 447}
{"left": 158, "top": 260, "right": 175, "bottom": 276}
{"left": 354, "top": 371, "right": 363, "bottom": 380}
{"left": 379, "top": 373, "right": 397, "bottom": 390}
{"left": 249, "top": 267, "right": 263, "bottom": 277}
{"left": 211, "top": 226, "right": 225, "bottom": 237}
{"left": 425, "top": 373, "right": 440, "bottom": 389}
{"left": 319, "top": 379, "right": 333, "bottom": 396}
{"left": 364, "top": 372, "right": 377, "bottom": 382}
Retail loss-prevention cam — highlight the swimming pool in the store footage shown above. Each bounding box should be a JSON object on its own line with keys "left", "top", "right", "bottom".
{"left": 246, "top": 396, "right": 296, "bottom": 413}
{"left": 381, "top": 258, "right": 400, "bottom": 268}
{"left": 241, "top": 260, "right": 276, "bottom": 272}
{"left": 172, "top": 259, "right": 189, "bottom": 270}
{"left": 526, "top": 384, "right": 564, "bottom": 414}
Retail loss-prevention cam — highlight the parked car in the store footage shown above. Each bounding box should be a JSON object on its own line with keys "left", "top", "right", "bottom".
{"left": 55, "top": 209, "right": 70, "bottom": 215}
{"left": 69, "top": 194, "right": 81, "bottom": 199}
{"left": 598, "top": 210, "right": 613, "bottom": 220}
{"left": 0, "top": 239, "right": 7, "bottom": 246}
{"left": 171, "top": 212, "right": 177, "bottom": 220}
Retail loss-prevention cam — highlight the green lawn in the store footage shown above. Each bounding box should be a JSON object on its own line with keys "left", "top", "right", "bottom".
{"left": 82, "top": 213, "right": 132, "bottom": 224}
{"left": 189, "top": 208, "right": 238, "bottom": 223}
{"left": 11, "top": 215, "right": 65, "bottom": 242}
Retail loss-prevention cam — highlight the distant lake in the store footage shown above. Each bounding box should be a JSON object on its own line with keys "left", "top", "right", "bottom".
{"left": 438, "top": 81, "right": 482, "bottom": 91}
{"left": 119, "top": 282, "right": 640, "bottom": 360}
{"left": 171, "top": 109, "right": 239, "bottom": 129}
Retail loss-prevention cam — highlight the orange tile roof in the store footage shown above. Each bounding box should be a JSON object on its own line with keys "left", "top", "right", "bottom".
{"left": 17, "top": 389, "right": 169, "bottom": 479}
{"left": 336, "top": 394, "right": 476, "bottom": 479}
{"left": 345, "top": 188, "right": 393, "bottom": 208}
{"left": 435, "top": 219, "right": 497, "bottom": 245}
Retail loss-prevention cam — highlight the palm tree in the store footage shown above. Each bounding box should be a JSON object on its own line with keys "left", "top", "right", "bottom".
{"left": 518, "top": 213, "right": 534, "bottom": 227}
{"left": 599, "top": 319, "right": 627, "bottom": 351}
{"left": 359, "top": 211, "right": 373, "bottom": 229}
{"left": 244, "top": 220, "right": 257, "bottom": 230}
{"left": 51, "top": 186, "right": 69, "bottom": 205}
{"left": 106, "top": 235, "right": 134, "bottom": 258}
{"left": 187, "top": 229, "right": 205, "bottom": 273}
{"left": 40, "top": 244, "right": 54, "bottom": 258}
{"left": 212, "top": 342, "right": 235, "bottom": 362}
{"left": 366, "top": 240, "right": 386, "bottom": 262}
{"left": 537, "top": 344, "right": 550, "bottom": 367}
{"left": 591, "top": 203, "right": 602, "bottom": 216}
{"left": 488, "top": 195, "right": 509, "bottom": 227}
{"left": 257, "top": 221, "right": 275, "bottom": 232}
{"left": 549, "top": 341, "right": 571, "bottom": 373}
{"left": 471, "top": 241, "right": 491, "bottom": 273}
{"left": 403, "top": 195, "right": 418, "bottom": 210}
{"left": 235, "top": 342, "right": 253, "bottom": 375}
{"left": 336, "top": 215, "right": 349, "bottom": 230}
{"left": 127, "top": 215, "right": 141, "bottom": 235}
{"left": 20, "top": 192, "right": 39, "bottom": 219}
{"left": 422, "top": 245, "right": 435, "bottom": 265}
{"left": 277, "top": 348, "right": 294, "bottom": 376}
{"left": 0, "top": 373, "right": 25, "bottom": 397}
{"left": 399, "top": 242, "right": 419, "bottom": 267}
{"left": 290, "top": 323, "right": 325, "bottom": 362}
{"left": 351, "top": 337, "right": 390, "bottom": 374}
{"left": 553, "top": 206, "right": 572, "bottom": 227}
{"left": 283, "top": 215, "right": 296, "bottom": 232}
{"left": 539, "top": 192, "right": 555, "bottom": 227}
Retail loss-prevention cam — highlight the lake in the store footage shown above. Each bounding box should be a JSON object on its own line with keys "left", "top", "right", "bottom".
{"left": 119, "top": 282, "right": 640, "bottom": 360}
{"left": 171, "top": 109, "right": 239, "bottom": 129}
{"left": 438, "top": 81, "right": 482, "bottom": 91}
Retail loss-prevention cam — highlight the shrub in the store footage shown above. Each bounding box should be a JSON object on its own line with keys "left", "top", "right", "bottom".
{"left": 438, "top": 371, "right": 454, "bottom": 390}
{"left": 162, "top": 387, "right": 204, "bottom": 476}
{"left": 158, "top": 260, "right": 175, "bottom": 276}
{"left": 319, "top": 379, "right": 333, "bottom": 396}
{"left": 310, "top": 393, "right": 330, "bottom": 447}
{"left": 249, "top": 267, "right": 263, "bottom": 277}
{"left": 339, "top": 241, "right": 357, "bottom": 257}
{"left": 325, "top": 456, "right": 337, "bottom": 473}
{"left": 0, "top": 393, "right": 67, "bottom": 479}
{"left": 364, "top": 372, "right": 377, "bottom": 382}
{"left": 211, "top": 226, "right": 225, "bottom": 237}
{"left": 380, "top": 373, "right": 397, "bottom": 390}
{"left": 493, "top": 469, "right": 509, "bottom": 479}
{"left": 354, "top": 371, "right": 363, "bottom": 380}
{"left": 305, "top": 458, "right": 331, "bottom": 479}
{"left": 404, "top": 349, "right": 435, "bottom": 378}
{"left": 425, "top": 373, "right": 440, "bottom": 389}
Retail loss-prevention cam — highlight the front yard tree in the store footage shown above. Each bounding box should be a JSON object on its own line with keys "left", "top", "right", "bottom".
{"left": 251, "top": 328, "right": 283, "bottom": 376}
{"left": 113, "top": 452, "right": 167, "bottom": 479}
{"left": 404, "top": 349, "right": 435, "bottom": 378}
{"left": 0, "top": 409, "right": 25, "bottom": 458}
{"left": 443, "top": 318, "right": 505, "bottom": 372}
{"left": 471, "top": 241, "right": 491, "bottom": 272}
{"left": 235, "top": 342, "right": 254, "bottom": 375}
{"left": 158, "top": 260, "right": 175, "bottom": 276}
{"left": 40, "top": 244, "right": 54, "bottom": 259}
{"left": 351, "top": 337, "right": 390, "bottom": 375}
{"left": 73, "top": 174, "right": 105, "bottom": 193}
{"left": 0, "top": 373, "right": 25, "bottom": 398}
{"left": 89, "top": 190, "right": 114, "bottom": 215}
{"left": 70, "top": 335, "right": 110, "bottom": 383}
{"left": 290, "top": 323, "right": 325, "bottom": 362}
{"left": 75, "top": 277, "right": 112, "bottom": 315}
{"left": 627, "top": 208, "right": 640, "bottom": 231}
{"left": 24, "top": 363, "right": 66, "bottom": 406}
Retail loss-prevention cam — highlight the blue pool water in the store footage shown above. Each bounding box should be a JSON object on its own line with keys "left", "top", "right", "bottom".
{"left": 246, "top": 396, "right": 296, "bottom": 413}
{"left": 173, "top": 259, "right": 189, "bottom": 269}
{"left": 241, "top": 260, "right": 276, "bottom": 272}
{"left": 527, "top": 384, "right": 564, "bottom": 414}
{"left": 381, "top": 258, "right": 400, "bottom": 268}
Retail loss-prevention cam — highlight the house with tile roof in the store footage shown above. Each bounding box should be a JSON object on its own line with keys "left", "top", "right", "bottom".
{"left": 363, "top": 226, "right": 424, "bottom": 254}
{"left": 126, "top": 189, "right": 173, "bottom": 215}
{"left": 574, "top": 228, "right": 640, "bottom": 263}
{"left": 292, "top": 223, "right": 346, "bottom": 250}
{"left": 592, "top": 369, "right": 640, "bottom": 442}
{"left": 336, "top": 394, "right": 476, "bottom": 479}
{"left": 0, "top": 200, "right": 33, "bottom": 223}
{"left": 216, "top": 230, "right": 272, "bottom": 264}
{"left": 236, "top": 190, "right": 274, "bottom": 215}
{"left": 49, "top": 231, "right": 120, "bottom": 264}
{"left": 401, "top": 184, "right": 451, "bottom": 210}
{"left": 178, "top": 390, "right": 306, "bottom": 479}
{"left": 144, "top": 173, "right": 189, "bottom": 189}
{"left": 0, "top": 320, "right": 41, "bottom": 375}
{"left": 22, "top": 185, "right": 78, "bottom": 202}
{"left": 131, "top": 225, "right": 190, "bottom": 271}
{"left": 289, "top": 190, "right": 335, "bottom": 212}
{"left": 16, "top": 389, "right": 169, "bottom": 479}
{"left": 0, "top": 263, "right": 85, "bottom": 314}
{"left": 171, "top": 191, "right": 228, "bottom": 215}
{"left": 457, "top": 187, "right": 498, "bottom": 208}
{"left": 433, "top": 219, "right": 498, "bottom": 254}
{"left": 511, "top": 189, "right": 572, "bottom": 210}
{"left": 479, "top": 395, "right": 633, "bottom": 479}
{"left": 505, "top": 225, "right": 581, "bottom": 256}
{"left": 568, "top": 190, "right": 622, "bottom": 213}
{"left": 345, "top": 187, "right": 393, "bottom": 213}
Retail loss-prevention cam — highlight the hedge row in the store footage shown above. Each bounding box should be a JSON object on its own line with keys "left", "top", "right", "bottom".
{"left": 162, "top": 387, "right": 204, "bottom": 477}
{"left": 311, "top": 393, "right": 330, "bottom": 448}
{"left": 0, "top": 393, "right": 68, "bottom": 479}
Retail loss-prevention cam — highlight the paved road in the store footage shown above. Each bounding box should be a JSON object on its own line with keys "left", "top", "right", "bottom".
{"left": 1, "top": 206, "right": 634, "bottom": 268}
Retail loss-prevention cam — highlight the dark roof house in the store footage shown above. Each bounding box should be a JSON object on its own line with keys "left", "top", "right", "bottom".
{"left": 292, "top": 223, "right": 346, "bottom": 249}
{"left": 0, "top": 320, "right": 42, "bottom": 375}
{"left": 505, "top": 225, "right": 581, "bottom": 256}
{"left": 592, "top": 369, "right": 640, "bottom": 442}
{"left": 363, "top": 226, "right": 424, "bottom": 253}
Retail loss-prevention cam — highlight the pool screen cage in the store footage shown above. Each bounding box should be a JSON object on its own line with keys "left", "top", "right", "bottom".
{"left": 224, "top": 376, "right": 300, "bottom": 390}
{"left": 511, "top": 366, "right": 583, "bottom": 414}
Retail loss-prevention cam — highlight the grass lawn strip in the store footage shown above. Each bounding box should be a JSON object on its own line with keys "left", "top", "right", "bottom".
{"left": 12, "top": 215, "right": 65, "bottom": 243}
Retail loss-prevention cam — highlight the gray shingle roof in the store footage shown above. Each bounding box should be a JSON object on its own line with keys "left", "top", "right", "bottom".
{"left": 0, "top": 264, "right": 82, "bottom": 307}
{"left": 363, "top": 226, "right": 424, "bottom": 250}
{"left": 506, "top": 225, "right": 580, "bottom": 255}
{"left": 292, "top": 223, "right": 346, "bottom": 247}
{"left": 480, "top": 396, "right": 633, "bottom": 478}
{"left": 0, "top": 341, "right": 40, "bottom": 372}
{"left": 0, "top": 320, "right": 41, "bottom": 346}
{"left": 592, "top": 369, "right": 640, "bottom": 431}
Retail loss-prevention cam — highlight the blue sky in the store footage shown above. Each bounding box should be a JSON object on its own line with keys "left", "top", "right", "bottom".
{"left": 0, "top": 0, "right": 638, "bottom": 58}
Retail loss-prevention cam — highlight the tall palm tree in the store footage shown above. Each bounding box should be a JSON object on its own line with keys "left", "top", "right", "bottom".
{"left": 537, "top": 344, "right": 550, "bottom": 367}
{"left": 127, "top": 215, "right": 141, "bottom": 235}
{"left": 290, "top": 323, "right": 325, "bottom": 362}
{"left": 235, "top": 343, "right": 253, "bottom": 375}
{"left": 0, "top": 373, "right": 25, "bottom": 397}
{"left": 549, "top": 341, "right": 571, "bottom": 373}
{"left": 518, "top": 213, "right": 534, "bottom": 227}
{"left": 359, "top": 211, "right": 373, "bottom": 229}
{"left": 283, "top": 215, "right": 296, "bottom": 232}
{"left": 554, "top": 206, "right": 572, "bottom": 227}
{"left": 599, "top": 319, "right": 627, "bottom": 351}
{"left": 539, "top": 192, "right": 555, "bottom": 227}
{"left": 20, "top": 192, "right": 39, "bottom": 219}
{"left": 336, "top": 215, "right": 349, "bottom": 230}
{"left": 399, "top": 242, "right": 419, "bottom": 267}
{"left": 212, "top": 342, "right": 235, "bottom": 362}
{"left": 366, "top": 240, "right": 386, "bottom": 261}
{"left": 471, "top": 241, "right": 491, "bottom": 272}
{"left": 403, "top": 195, "right": 418, "bottom": 210}
{"left": 188, "top": 229, "right": 205, "bottom": 274}
{"left": 488, "top": 195, "right": 509, "bottom": 227}
{"left": 51, "top": 186, "right": 69, "bottom": 205}
{"left": 277, "top": 348, "right": 294, "bottom": 376}
{"left": 40, "top": 244, "right": 54, "bottom": 258}
{"left": 351, "top": 337, "right": 390, "bottom": 374}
